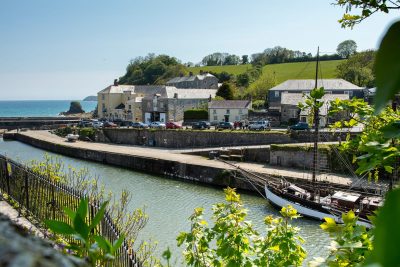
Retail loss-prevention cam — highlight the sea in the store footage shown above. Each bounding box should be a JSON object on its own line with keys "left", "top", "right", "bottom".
{"left": 0, "top": 100, "right": 97, "bottom": 117}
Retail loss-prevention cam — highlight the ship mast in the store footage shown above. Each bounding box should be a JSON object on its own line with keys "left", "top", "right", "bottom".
{"left": 312, "top": 47, "right": 320, "bottom": 192}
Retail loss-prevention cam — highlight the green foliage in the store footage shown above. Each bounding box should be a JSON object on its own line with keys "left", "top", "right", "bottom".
{"left": 119, "top": 54, "right": 187, "bottom": 85}
{"left": 245, "top": 72, "right": 277, "bottom": 100}
{"left": 177, "top": 187, "right": 306, "bottom": 267}
{"left": 329, "top": 98, "right": 400, "bottom": 177}
{"left": 78, "top": 127, "right": 96, "bottom": 140}
{"left": 298, "top": 87, "right": 326, "bottom": 125}
{"left": 216, "top": 82, "right": 235, "bottom": 100}
{"left": 367, "top": 188, "right": 400, "bottom": 267}
{"left": 310, "top": 211, "right": 373, "bottom": 267}
{"left": 184, "top": 109, "right": 208, "bottom": 120}
{"left": 46, "top": 198, "right": 124, "bottom": 266}
{"left": 336, "top": 40, "right": 357, "bottom": 58}
{"left": 335, "top": 0, "right": 400, "bottom": 28}
{"left": 252, "top": 100, "right": 266, "bottom": 110}
{"left": 336, "top": 50, "right": 376, "bottom": 87}
{"left": 374, "top": 21, "right": 400, "bottom": 113}
{"left": 55, "top": 126, "right": 73, "bottom": 137}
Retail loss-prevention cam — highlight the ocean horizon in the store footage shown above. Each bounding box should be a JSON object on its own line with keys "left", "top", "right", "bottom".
{"left": 0, "top": 100, "right": 97, "bottom": 117}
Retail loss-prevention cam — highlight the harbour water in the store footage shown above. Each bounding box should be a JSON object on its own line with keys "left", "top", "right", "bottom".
{"left": 0, "top": 138, "right": 329, "bottom": 265}
{"left": 0, "top": 100, "right": 97, "bottom": 117}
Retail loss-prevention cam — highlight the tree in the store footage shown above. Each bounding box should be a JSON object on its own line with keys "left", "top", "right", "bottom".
{"left": 216, "top": 82, "right": 234, "bottom": 100}
{"left": 223, "top": 54, "right": 241, "bottom": 65}
{"left": 245, "top": 72, "right": 277, "bottom": 100}
{"left": 236, "top": 73, "right": 250, "bottom": 87}
{"left": 241, "top": 55, "right": 249, "bottom": 64}
{"left": 337, "top": 40, "right": 357, "bottom": 58}
{"left": 336, "top": 50, "right": 376, "bottom": 87}
{"left": 177, "top": 188, "right": 306, "bottom": 267}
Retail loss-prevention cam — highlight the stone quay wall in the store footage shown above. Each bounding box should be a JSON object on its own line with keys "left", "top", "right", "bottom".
{"left": 99, "top": 128, "right": 292, "bottom": 148}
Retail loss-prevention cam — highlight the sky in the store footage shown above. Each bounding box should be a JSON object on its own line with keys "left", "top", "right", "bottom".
{"left": 0, "top": 0, "right": 399, "bottom": 100}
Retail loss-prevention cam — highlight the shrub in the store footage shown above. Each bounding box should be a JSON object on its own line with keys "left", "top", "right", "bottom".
{"left": 54, "top": 126, "right": 73, "bottom": 137}
{"left": 184, "top": 109, "right": 208, "bottom": 120}
{"left": 79, "top": 127, "right": 96, "bottom": 140}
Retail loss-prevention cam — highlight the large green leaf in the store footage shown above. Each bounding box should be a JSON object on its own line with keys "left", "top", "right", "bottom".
{"left": 73, "top": 213, "right": 90, "bottom": 240}
{"left": 111, "top": 234, "right": 125, "bottom": 254}
{"left": 45, "top": 220, "right": 75, "bottom": 235}
{"left": 90, "top": 200, "right": 109, "bottom": 230}
{"left": 367, "top": 188, "right": 400, "bottom": 266}
{"left": 381, "top": 121, "right": 400, "bottom": 138}
{"left": 374, "top": 20, "right": 400, "bottom": 113}
{"left": 76, "top": 197, "right": 88, "bottom": 219}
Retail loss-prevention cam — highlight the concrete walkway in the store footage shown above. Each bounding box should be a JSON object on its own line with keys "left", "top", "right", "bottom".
{"left": 13, "top": 130, "right": 356, "bottom": 186}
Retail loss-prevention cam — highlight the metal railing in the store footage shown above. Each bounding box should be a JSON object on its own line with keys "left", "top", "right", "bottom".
{"left": 0, "top": 155, "right": 141, "bottom": 267}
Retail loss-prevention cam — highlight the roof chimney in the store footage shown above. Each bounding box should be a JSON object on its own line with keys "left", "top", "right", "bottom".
{"left": 114, "top": 79, "right": 119, "bottom": 86}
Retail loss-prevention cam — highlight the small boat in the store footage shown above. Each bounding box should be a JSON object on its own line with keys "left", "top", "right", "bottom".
{"left": 66, "top": 134, "right": 79, "bottom": 142}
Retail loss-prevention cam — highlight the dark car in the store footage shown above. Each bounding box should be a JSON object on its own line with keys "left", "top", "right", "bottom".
{"left": 166, "top": 121, "right": 182, "bottom": 129}
{"left": 289, "top": 122, "right": 310, "bottom": 131}
{"left": 103, "top": 121, "right": 117, "bottom": 128}
{"left": 192, "top": 121, "right": 211, "bottom": 130}
{"left": 216, "top": 121, "right": 234, "bottom": 130}
{"left": 129, "top": 122, "right": 148, "bottom": 128}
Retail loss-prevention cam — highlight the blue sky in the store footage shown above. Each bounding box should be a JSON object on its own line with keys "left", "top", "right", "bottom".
{"left": 0, "top": 0, "right": 398, "bottom": 100}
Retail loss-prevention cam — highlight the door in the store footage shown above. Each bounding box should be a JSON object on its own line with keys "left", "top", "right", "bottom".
{"left": 160, "top": 113, "right": 166, "bottom": 123}
{"left": 224, "top": 115, "right": 229, "bottom": 122}
{"left": 145, "top": 113, "right": 151, "bottom": 123}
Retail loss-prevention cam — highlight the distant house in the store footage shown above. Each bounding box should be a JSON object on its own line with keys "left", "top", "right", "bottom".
{"left": 141, "top": 87, "right": 217, "bottom": 123}
{"left": 280, "top": 93, "right": 349, "bottom": 126}
{"left": 208, "top": 100, "right": 252, "bottom": 123}
{"left": 268, "top": 79, "right": 364, "bottom": 112}
{"left": 166, "top": 72, "right": 219, "bottom": 89}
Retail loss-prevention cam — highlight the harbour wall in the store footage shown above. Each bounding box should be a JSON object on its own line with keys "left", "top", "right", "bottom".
{"left": 0, "top": 117, "right": 80, "bottom": 130}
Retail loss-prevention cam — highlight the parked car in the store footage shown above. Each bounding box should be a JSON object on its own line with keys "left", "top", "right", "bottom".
{"left": 103, "top": 121, "right": 117, "bottom": 128}
{"left": 248, "top": 120, "right": 271, "bottom": 131}
{"left": 78, "top": 120, "right": 93, "bottom": 127}
{"left": 166, "top": 121, "right": 182, "bottom": 129}
{"left": 92, "top": 121, "right": 103, "bottom": 128}
{"left": 216, "top": 121, "right": 234, "bottom": 130}
{"left": 129, "top": 122, "right": 149, "bottom": 129}
{"left": 192, "top": 121, "right": 211, "bottom": 130}
{"left": 288, "top": 122, "right": 310, "bottom": 131}
{"left": 149, "top": 121, "right": 166, "bottom": 129}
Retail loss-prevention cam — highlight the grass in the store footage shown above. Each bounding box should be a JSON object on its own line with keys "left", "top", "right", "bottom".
{"left": 189, "top": 60, "right": 344, "bottom": 82}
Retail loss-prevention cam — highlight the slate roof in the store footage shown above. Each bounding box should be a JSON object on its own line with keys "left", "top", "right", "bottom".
{"left": 270, "top": 79, "right": 363, "bottom": 91}
{"left": 208, "top": 100, "right": 252, "bottom": 109}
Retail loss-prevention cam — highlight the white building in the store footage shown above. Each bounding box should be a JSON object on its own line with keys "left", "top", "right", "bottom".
{"left": 208, "top": 100, "right": 252, "bottom": 123}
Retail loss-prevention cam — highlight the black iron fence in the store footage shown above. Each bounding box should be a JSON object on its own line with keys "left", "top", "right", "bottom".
{"left": 0, "top": 155, "right": 141, "bottom": 267}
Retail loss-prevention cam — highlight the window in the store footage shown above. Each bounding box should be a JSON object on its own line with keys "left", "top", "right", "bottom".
{"left": 213, "top": 109, "right": 217, "bottom": 114}
{"left": 349, "top": 91, "right": 353, "bottom": 97}
{"left": 274, "top": 91, "right": 279, "bottom": 97}
{"left": 102, "top": 103, "right": 105, "bottom": 109}
{"left": 128, "top": 97, "right": 130, "bottom": 100}
{"left": 235, "top": 116, "right": 239, "bottom": 121}
{"left": 239, "top": 109, "right": 242, "bottom": 114}
{"left": 226, "top": 109, "right": 230, "bottom": 114}
{"left": 102, "top": 94, "right": 105, "bottom": 100}
{"left": 214, "top": 116, "right": 218, "bottom": 121}
{"left": 128, "top": 105, "right": 132, "bottom": 110}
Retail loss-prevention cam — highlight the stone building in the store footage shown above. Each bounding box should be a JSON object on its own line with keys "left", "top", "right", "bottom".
{"left": 208, "top": 100, "right": 252, "bottom": 123}
{"left": 280, "top": 93, "right": 349, "bottom": 126}
{"left": 166, "top": 72, "right": 219, "bottom": 89}
{"left": 142, "top": 87, "right": 217, "bottom": 123}
{"left": 268, "top": 79, "right": 364, "bottom": 112}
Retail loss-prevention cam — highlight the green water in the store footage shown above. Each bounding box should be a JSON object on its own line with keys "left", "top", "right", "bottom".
{"left": 0, "top": 138, "right": 329, "bottom": 265}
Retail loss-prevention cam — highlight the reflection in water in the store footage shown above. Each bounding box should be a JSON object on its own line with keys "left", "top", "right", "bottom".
{"left": 0, "top": 138, "right": 329, "bottom": 265}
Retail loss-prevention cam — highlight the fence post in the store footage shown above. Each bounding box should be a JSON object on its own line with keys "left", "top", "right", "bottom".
{"left": 4, "top": 159, "right": 10, "bottom": 195}
{"left": 25, "top": 172, "right": 29, "bottom": 210}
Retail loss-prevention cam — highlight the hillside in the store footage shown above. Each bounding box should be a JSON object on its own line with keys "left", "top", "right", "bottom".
{"left": 189, "top": 60, "right": 344, "bottom": 82}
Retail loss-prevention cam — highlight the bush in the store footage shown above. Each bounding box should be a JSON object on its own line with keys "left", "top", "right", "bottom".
{"left": 79, "top": 127, "right": 96, "bottom": 140}
{"left": 184, "top": 109, "right": 208, "bottom": 120}
{"left": 54, "top": 126, "right": 73, "bottom": 137}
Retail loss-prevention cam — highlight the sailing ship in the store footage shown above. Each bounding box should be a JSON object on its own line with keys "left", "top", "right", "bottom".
{"left": 263, "top": 47, "right": 384, "bottom": 228}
